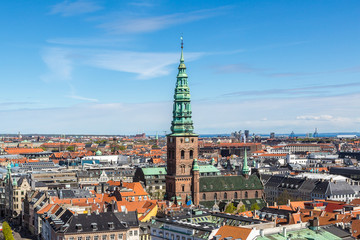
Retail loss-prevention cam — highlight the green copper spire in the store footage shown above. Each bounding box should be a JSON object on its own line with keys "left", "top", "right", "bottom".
{"left": 170, "top": 37, "right": 196, "bottom": 136}
{"left": 242, "top": 148, "right": 250, "bottom": 176}
{"left": 192, "top": 158, "right": 199, "bottom": 171}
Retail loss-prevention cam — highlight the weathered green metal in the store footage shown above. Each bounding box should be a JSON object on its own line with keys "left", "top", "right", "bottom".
{"left": 192, "top": 158, "right": 200, "bottom": 171}
{"left": 242, "top": 148, "right": 250, "bottom": 175}
{"left": 170, "top": 38, "right": 196, "bottom": 136}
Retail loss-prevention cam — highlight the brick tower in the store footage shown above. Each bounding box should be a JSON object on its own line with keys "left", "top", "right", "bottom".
{"left": 166, "top": 37, "right": 199, "bottom": 205}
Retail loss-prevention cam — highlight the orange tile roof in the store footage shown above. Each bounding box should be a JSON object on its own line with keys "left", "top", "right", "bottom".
{"left": 215, "top": 225, "right": 252, "bottom": 240}
{"left": 5, "top": 147, "right": 44, "bottom": 155}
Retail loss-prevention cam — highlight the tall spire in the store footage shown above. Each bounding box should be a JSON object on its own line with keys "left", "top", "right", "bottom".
{"left": 242, "top": 148, "right": 250, "bottom": 176}
{"left": 170, "top": 36, "right": 196, "bottom": 136}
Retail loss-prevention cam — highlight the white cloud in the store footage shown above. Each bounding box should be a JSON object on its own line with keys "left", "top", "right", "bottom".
{"left": 296, "top": 115, "right": 334, "bottom": 121}
{"left": 4, "top": 93, "right": 360, "bottom": 135}
{"left": 98, "top": 7, "right": 228, "bottom": 34}
{"left": 41, "top": 47, "right": 205, "bottom": 80}
{"left": 41, "top": 48, "right": 73, "bottom": 82}
{"left": 49, "top": 0, "right": 102, "bottom": 16}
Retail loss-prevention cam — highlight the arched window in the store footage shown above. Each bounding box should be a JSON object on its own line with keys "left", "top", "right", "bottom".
{"left": 245, "top": 191, "right": 248, "bottom": 199}
{"left": 255, "top": 191, "right": 259, "bottom": 198}
{"left": 235, "top": 192, "right": 238, "bottom": 199}
{"left": 190, "top": 150, "right": 193, "bottom": 159}
{"left": 202, "top": 193, "right": 206, "bottom": 200}
{"left": 214, "top": 193, "right": 217, "bottom": 200}
{"left": 181, "top": 150, "right": 185, "bottom": 159}
{"left": 224, "top": 192, "right": 227, "bottom": 199}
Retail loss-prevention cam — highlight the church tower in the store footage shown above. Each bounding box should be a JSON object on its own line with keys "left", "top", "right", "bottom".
{"left": 166, "top": 38, "right": 199, "bottom": 205}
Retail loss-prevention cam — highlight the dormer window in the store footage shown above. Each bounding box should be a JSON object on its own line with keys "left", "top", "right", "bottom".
{"left": 108, "top": 222, "right": 114, "bottom": 230}
{"left": 91, "top": 223, "right": 98, "bottom": 231}
{"left": 75, "top": 224, "right": 82, "bottom": 232}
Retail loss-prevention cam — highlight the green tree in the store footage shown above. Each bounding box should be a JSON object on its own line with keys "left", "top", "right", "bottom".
{"left": 119, "top": 145, "right": 126, "bottom": 151}
{"left": 66, "top": 145, "right": 75, "bottom": 152}
{"left": 224, "top": 203, "right": 237, "bottom": 213}
{"left": 250, "top": 203, "right": 260, "bottom": 211}
{"left": 2, "top": 221, "right": 14, "bottom": 240}
{"left": 238, "top": 205, "right": 247, "bottom": 213}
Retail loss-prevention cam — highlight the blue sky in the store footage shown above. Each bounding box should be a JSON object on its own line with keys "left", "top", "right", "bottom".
{"left": 0, "top": 0, "right": 360, "bottom": 135}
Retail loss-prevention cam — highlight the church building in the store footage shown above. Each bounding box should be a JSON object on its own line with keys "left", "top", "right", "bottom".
{"left": 165, "top": 39, "right": 264, "bottom": 207}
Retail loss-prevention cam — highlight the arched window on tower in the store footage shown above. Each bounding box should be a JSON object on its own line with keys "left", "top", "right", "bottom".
{"left": 255, "top": 191, "right": 259, "bottom": 198}
{"left": 202, "top": 193, "right": 206, "bottom": 200}
{"left": 235, "top": 192, "right": 238, "bottom": 199}
{"left": 214, "top": 193, "right": 217, "bottom": 200}
{"left": 190, "top": 150, "right": 193, "bottom": 159}
{"left": 245, "top": 191, "right": 248, "bottom": 199}
{"left": 224, "top": 192, "right": 227, "bottom": 199}
{"left": 181, "top": 150, "right": 185, "bottom": 159}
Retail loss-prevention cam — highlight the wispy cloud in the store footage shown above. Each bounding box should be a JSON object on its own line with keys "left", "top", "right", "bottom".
{"left": 223, "top": 82, "right": 360, "bottom": 98}
{"left": 41, "top": 48, "right": 73, "bottom": 82}
{"left": 41, "top": 47, "right": 205, "bottom": 80}
{"left": 67, "top": 84, "right": 98, "bottom": 102}
{"left": 214, "top": 63, "right": 265, "bottom": 74}
{"left": 296, "top": 115, "right": 334, "bottom": 121}
{"left": 50, "top": 0, "right": 102, "bottom": 17}
{"left": 98, "top": 7, "right": 229, "bottom": 34}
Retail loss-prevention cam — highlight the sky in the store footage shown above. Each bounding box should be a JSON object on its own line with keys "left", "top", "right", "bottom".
{"left": 0, "top": 0, "right": 360, "bottom": 135}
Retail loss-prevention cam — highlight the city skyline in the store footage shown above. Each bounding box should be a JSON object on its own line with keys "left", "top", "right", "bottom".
{"left": 1, "top": 0, "right": 360, "bottom": 134}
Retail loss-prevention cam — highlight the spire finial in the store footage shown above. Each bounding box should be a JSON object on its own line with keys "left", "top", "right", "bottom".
{"left": 180, "top": 34, "right": 183, "bottom": 49}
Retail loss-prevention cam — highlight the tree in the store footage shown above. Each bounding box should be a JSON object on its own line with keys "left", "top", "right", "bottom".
{"left": 2, "top": 221, "right": 14, "bottom": 240}
{"left": 119, "top": 145, "right": 126, "bottom": 151}
{"left": 238, "top": 205, "right": 247, "bottom": 213}
{"left": 66, "top": 146, "right": 75, "bottom": 152}
{"left": 250, "top": 203, "right": 260, "bottom": 211}
{"left": 224, "top": 203, "right": 237, "bottom": 213}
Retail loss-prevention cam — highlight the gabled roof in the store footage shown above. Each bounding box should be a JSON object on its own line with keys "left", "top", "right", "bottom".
{"left": 199, "top": 175, "right": 263, "bottom": 192}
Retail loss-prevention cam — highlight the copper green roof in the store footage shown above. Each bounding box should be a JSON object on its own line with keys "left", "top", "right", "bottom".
{"left": 199, "top": 175, "right": 263, "bottom": 192}
{"left": 256, "top": 228, "right": 341, "bottom": 240}
{"left": 199, "top": 165, "right": 220, "bottom": 174}
{"left": 142, "top": 167, "right": 167, "bottom": 175}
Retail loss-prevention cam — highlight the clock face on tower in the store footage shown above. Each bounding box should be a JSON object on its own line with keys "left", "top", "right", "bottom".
{"left": 185, "top": 137, "right": 190, "bottom": 143}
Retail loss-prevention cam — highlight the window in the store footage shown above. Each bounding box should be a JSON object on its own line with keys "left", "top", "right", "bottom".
{"left": 134, "top": 230, "right": 138, "bottom": 236}
{"left": 69, "top": 238, "right": 74, "bottom": 240}
{"left": 190, "top": 150, "right": 193, "bottom": 159}
{"left": 245, "top": 191, "right": 248, "bottom": 199}
{"left": 102, "top": 235, "right": 107, "bottom": 240}
{"left": 235, "top": 192, "right": 238, "bottom": 199}
{"left": 118, "top": 234, "right": 123, "bottom": 239}
{"left": 110, "top": 234, "right": 115, "bottom": 240}
{"left": 86, "top": 237, "right": 90, "bottom": 240}
{"left": 77, "top": 237, "right": 82, "bottom": 240}
{"left": 202, "top": 193, "right": 206, "bottom": 200}
{"left": 129, "top": 230, "right": 133, "bottom": 236}
{"left": 181, "top": 150, "right": 185, "bottom": 159}
{"left": 214, "top": 193, "right": 217, "bottom": 200}
{"left": 255, "top": 191, "right": 259, "bottom": 198}
{"left": 224, "top": 192, "right": 227, "bottom": 199}
{"left": 182, "top": 185, "right": 185, "bottom": 192}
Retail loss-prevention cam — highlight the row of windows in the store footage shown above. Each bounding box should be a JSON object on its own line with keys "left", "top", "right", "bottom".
{"left": 202, "top": 191, "right": 259, "bottom": 200}
{"left": 66, "top": 231, "right": 138, "bottom": 240}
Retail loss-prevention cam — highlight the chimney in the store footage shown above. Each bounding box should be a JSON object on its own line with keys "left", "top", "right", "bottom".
{"left": 287, "top": 199, "right": 291, "bottom": 206}
{"left": 266, "top": 202, "right": 269, "bottom": 207}
{"left": 274, "top": 202, "right": 277, "bottom": 207}
{"left": 335, "top": 214, "right": 339, "bottom": 220}
{"left": 310, "top": 211, "right": 313, "bottom": 217}
{"left": 282, "top": 227, "right": 287, "bottom": 237}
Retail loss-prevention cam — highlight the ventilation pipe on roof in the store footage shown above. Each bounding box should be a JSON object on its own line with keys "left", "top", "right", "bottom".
{"left": 282, "top": 227, "right": 287, "bottom": 237}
